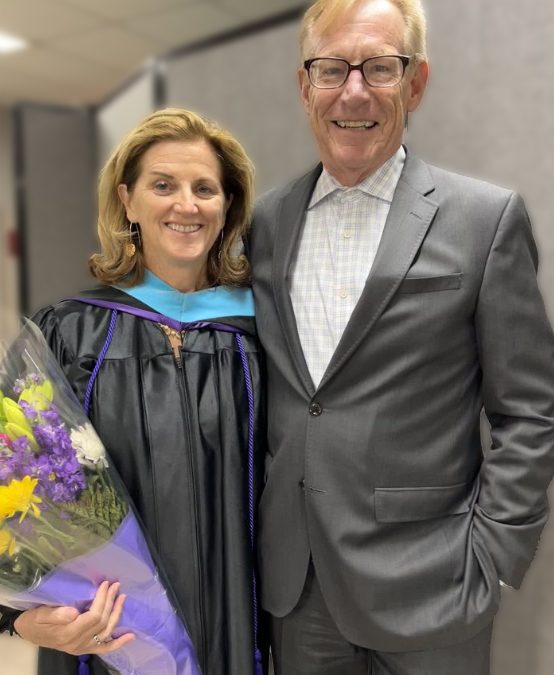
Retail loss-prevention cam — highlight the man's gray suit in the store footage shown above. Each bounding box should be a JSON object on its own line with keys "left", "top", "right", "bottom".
{"left": 249, "top": 150, "right": 554, "bottom": 652}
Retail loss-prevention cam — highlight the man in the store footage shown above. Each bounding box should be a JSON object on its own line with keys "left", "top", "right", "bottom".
{"left": 249, "top": 0, "right": 554, "bottom": 673}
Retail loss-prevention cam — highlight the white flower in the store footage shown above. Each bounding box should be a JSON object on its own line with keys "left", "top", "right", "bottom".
{"left": 70, "top": 423, "right": 108, "bottom": 469}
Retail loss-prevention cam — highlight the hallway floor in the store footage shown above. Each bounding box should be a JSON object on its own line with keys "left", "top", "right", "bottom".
{"left": 1, "top": 634, "right": 37, "bottom": 675}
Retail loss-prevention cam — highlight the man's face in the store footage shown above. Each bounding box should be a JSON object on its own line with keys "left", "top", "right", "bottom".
{"left": 299, "top": 0, "right": 428, "bottom": 186}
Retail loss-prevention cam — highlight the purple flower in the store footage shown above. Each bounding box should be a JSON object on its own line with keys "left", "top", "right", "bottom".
{"left": 0, "top": 463, "right": 14, "bottom": 482}
{"left": 13, "top": 378, "right": 25, "bottom": 395}
{"left": 2, "top": 397, "right": 87, "bottom": 503}
{"left": 19, "top": 401, "right": 38, "bottom": 424}
{"left": 11, "top": 436, "right": 32, "bottom": 455}
{"left": 41, "top": 407, "right": 61, "bottom": 426}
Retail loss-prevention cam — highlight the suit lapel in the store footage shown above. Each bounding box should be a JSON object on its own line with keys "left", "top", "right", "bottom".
{"left": 318, "top": 153, "right": 439, "bottom": 390}
{"left": 272, "top": 165, "right": 322, "bottom": 394}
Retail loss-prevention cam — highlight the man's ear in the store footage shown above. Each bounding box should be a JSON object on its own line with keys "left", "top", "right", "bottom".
{"left": 406, "top": 59, "right": 429, "bottom": 113}
{"left": 298, "top": 68, "right": 311, "bottom": 114}
{"left": 117, "top": 184, "right": 135, "bottom": 222}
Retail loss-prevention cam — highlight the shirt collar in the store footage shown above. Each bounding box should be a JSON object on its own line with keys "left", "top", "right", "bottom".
{"left": 308, "top": 145, "right": 406, "bottom": 209}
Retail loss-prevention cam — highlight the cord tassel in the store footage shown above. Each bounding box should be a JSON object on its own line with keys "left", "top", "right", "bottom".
{"left": 77, "top": 654, "right": 90, "bottom": 675}
{"left": 255, "top": 647, "right": 264, "bottom": 675}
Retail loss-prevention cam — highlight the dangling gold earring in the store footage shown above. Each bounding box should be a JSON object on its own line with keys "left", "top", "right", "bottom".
{"left": 125, "top": 222, "right": 138, "bottom": 258}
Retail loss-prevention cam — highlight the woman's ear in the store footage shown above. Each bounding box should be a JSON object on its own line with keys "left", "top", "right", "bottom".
{"left": 117, "top": 184, "right": 135, "bottom": 221}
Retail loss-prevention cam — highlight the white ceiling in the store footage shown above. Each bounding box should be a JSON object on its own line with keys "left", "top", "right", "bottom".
{"left": 0, "top": 0, "right": 306, "bottom": 107}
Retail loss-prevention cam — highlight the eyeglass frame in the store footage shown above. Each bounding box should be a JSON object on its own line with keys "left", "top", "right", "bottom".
{"left": 303, "top": 55, "right": 412, "bottom": 89}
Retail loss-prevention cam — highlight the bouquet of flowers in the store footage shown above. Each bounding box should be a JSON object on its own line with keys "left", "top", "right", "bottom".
{"left": 0, "top": 319, "right": 201, "bottom": 675}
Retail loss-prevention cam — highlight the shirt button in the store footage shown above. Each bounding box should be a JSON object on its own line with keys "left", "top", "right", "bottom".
{"left": 339, "top": 290, "right": 348, "bottom": 299}
{"left": 309, "top": 402, "right": 322, "bottom": 416}
{"left": 342, "top": 230, "right": 353, "bottom": 239}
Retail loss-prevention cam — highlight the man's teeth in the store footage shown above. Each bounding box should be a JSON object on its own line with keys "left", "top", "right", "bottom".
{"left": 335, "top": 121, "right": 376, "bottom": 129}
{"left": 166, "top": 223, "right": 201, "bottom": 233}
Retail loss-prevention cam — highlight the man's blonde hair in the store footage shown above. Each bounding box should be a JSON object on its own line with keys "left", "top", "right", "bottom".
{"left": 300, "top": 0, "right": 427, "bottom": 62}
{"left": 90, "top": 108, "right": 254, "bottom": 288}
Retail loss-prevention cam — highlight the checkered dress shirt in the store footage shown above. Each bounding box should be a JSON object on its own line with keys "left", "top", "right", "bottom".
{"left": 289, "top": 147, "right": 406, "bottom": 387}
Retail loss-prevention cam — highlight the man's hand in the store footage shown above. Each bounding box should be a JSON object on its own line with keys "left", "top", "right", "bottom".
{"left": 13, "top": 581, "right": 135, "bottom": 656}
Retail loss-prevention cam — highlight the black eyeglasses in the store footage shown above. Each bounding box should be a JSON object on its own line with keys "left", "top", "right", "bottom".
{"left": 304, "top": 55, "right": 411, "bottom": 89}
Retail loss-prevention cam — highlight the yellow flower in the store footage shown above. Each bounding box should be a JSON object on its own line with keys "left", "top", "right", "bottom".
{"left": 0, "top": 390, "right": 6, "bottom": 424}
{"left": 19, "top": 380, "right": 54, "bottom": 411}
{"left": 3, "top": 398, "right": 31, "bottom": 432}
{"left": 0, "top": 527, "right": 17, "bottom": 557}
{"left": 2, "top": 398, "right": 38, "bottom": 451}
{"left": 0, "top": 476, "right": 42, "bottom": 523}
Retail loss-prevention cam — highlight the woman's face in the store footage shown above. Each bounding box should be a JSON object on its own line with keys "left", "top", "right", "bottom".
{"left": 118, "top": 138, "right": 231, "bottom": 292}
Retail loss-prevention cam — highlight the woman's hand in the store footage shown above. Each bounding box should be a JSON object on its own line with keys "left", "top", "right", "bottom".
{"left": 13, "top": 581, "right": 135, "bottom": 656}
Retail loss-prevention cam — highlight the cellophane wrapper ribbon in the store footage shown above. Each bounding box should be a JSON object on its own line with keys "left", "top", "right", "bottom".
{"left": 0, "top": 319, "right": 201, "bottom": 675}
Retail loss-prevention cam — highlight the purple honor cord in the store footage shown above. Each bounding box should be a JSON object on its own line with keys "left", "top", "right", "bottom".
{"left": 235, "top": 334, "right": 263, "bottom": 675}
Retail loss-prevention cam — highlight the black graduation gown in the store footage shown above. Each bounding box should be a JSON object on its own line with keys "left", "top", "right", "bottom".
{"left": 26, "top": 285, "right": 265, "bottom": 675}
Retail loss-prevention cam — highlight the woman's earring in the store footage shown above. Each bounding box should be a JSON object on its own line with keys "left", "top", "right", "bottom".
{"left": 126, "top": 222, "right": 139, "bottom": 258}
{"left": 217, "top": 229, "right": 224, "bottom": 261}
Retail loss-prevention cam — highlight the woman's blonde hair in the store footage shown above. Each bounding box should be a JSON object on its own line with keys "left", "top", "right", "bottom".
{"left": 300, "top": 0, "right": 427, "bottom": 62}
{"left": 90, "top": 108, "right": 254, "bottom": 287}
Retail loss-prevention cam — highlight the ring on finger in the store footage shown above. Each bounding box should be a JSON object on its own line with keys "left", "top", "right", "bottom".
{"left": 92, "top": 634, "right": 102, "bottom": 646}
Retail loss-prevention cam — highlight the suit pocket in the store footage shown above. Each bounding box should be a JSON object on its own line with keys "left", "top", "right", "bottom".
{"left": 374, "top": 481, "right": 473, "bottom": 523}
{"left": 398, "top": 273, "right": 462, "bottom": 294}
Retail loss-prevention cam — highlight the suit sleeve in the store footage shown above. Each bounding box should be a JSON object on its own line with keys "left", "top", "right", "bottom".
{"left": 474, "top": 191, "right": 554, "bottom": 588}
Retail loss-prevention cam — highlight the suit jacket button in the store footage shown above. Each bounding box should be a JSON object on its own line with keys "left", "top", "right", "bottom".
{"left": 309, "top": 402, "right": 322, "bottom": 416}
{"left": 299, "top": 479, "right": 305, "bottom": 490}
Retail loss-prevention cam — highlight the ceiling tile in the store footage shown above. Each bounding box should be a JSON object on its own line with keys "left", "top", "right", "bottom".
{"left": 53, "top": 25, "right": 162, "bottom": 71}
{"left": 0, "top": 0, "right": 103, "bottom": 41}
{"left": 0, "top": 0, "right": 306, "bottom": 106}
{"left": 219, "top": 0, "right": 307, "bottom": 22}
{"left": 0, "top": 49, "right": 127, "bottom": 105}
{"left": 0, "top": 66, "right": 111, "bottom": 106}
{"left": 127, "top": 2, "right": 245, "bottom": 49}
{"left": 60, "top": 0, "right": 190, "bottom": 21}
{"left": 1, "top": 46, "right": 126, "bottom": 85}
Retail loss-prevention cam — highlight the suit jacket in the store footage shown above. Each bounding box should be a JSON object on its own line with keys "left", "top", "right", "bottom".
{"left": 249, "top": 150, "right": 554, "bottom": 652}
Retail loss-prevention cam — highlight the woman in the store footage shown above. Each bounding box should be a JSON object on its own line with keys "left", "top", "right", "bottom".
{"left": 1, "top": 108, "right": 265, "bottom": 675}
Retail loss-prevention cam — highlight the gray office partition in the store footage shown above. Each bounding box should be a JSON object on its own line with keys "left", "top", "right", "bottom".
{"left": 14, "top": 104, "right": 96, "bottom": 314}
{"left": 410, "top": 0, "right": 554, "bottom": 324}
{"left": 164, "top": 18, "right": 317, "bottom": 193}
{"left": 96, "top": 68, "right": 157, "bottom": 169}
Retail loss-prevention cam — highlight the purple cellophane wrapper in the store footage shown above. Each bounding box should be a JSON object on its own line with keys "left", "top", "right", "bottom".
{"left": 2, "top": 511, "right": 201, "bottom": 675}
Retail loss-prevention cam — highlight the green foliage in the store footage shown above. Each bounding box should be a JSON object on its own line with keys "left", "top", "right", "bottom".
{"left": 62, "top": 477, "right": 128, "bottom": 539}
